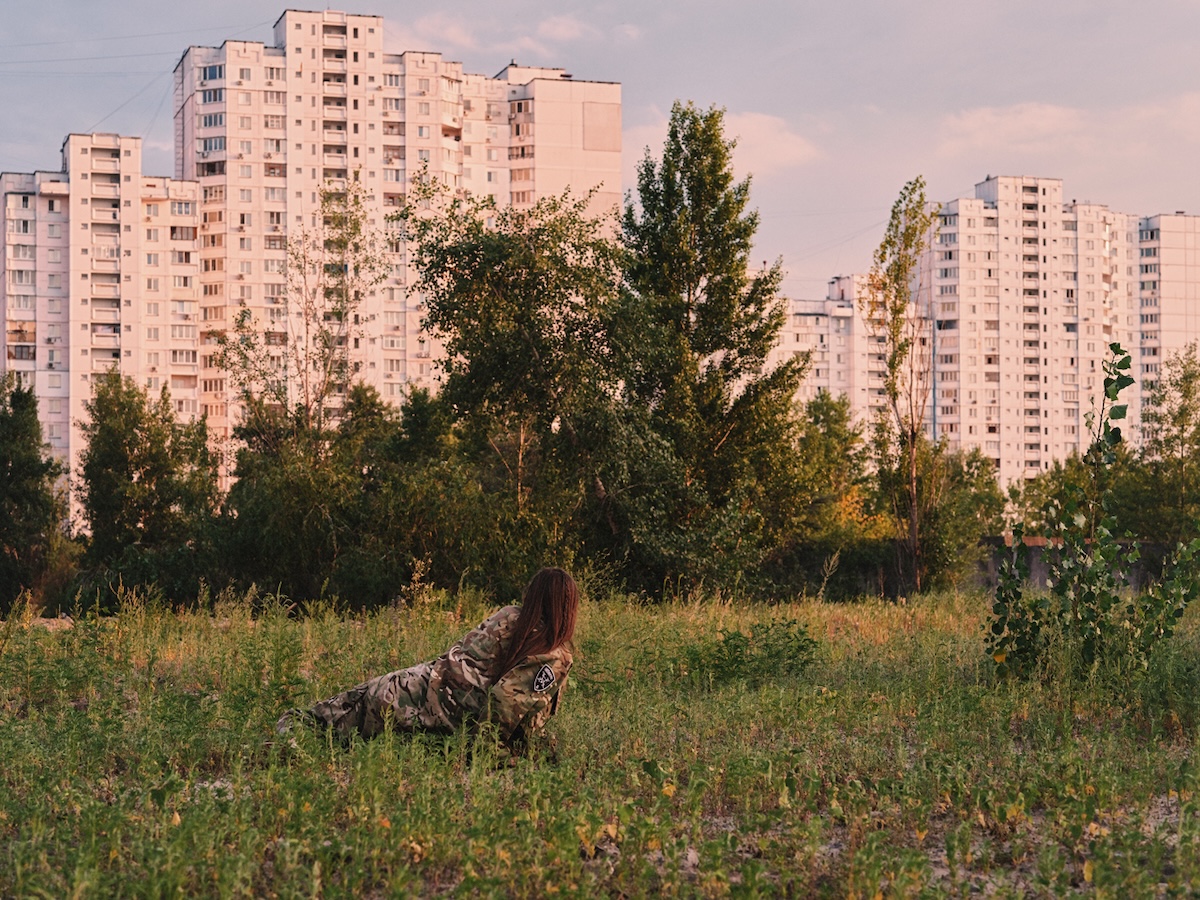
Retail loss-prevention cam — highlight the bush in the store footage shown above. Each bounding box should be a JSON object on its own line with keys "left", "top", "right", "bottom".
{"left": 986, "top": 343, "right": 1200, "bottom": 684}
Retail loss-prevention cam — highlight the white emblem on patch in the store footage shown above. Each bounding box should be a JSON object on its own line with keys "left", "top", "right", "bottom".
{"left": 532, "top": 664, "right": 556, "bottom": 692}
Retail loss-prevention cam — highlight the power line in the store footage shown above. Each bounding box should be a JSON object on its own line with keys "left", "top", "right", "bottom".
{"left": 83, "top": 72, "right": 172, "bottom": 134}
{"left": 0, "top": 51, "right": 179, "bottom": 66}
{"left": 0, "top": 21, "right": 272, "bottom": 50}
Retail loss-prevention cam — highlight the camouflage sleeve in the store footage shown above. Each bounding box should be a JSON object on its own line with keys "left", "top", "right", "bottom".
{"left": 486, "top": 648, "right": 572, "bottom": 741}
{"left": 424, "top": 606, "right": 521, "bottom": 729}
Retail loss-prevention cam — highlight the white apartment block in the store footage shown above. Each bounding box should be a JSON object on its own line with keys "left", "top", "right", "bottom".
{"left": 1, "top": 133, "right": 200, "bottom": 477}
{"left": 173, "top": 9, "right": 621, "bottom": 442}
{"left": 799, "top": 177, "right": 1154, "bottom": 485}
{"left": 1137, "top": 213, "right": 1200, "bottom": 391}
{"left": 769, "top": 274, "right": 888, "bottom": 424}
{"left": 925, "top": 176, "right": 1140, "bottom": 485}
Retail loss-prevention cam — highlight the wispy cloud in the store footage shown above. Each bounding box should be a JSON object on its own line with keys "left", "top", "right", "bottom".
{"left": 623, "top": 108, "right": 820, "bottom": 189}
{"left": 536, "top": 16, "right": 600, "bottom": 43}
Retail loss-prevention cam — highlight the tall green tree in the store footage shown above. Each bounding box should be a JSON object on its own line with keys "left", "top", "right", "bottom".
{"left": 78, "top": 371, "right": 220, "bottom": 599}
{"left": 862, "top": 177, "right": 941, "bottom": 592}
{"left": 398, "top": 180, "right": 627, "bottom": 584}
{"left": 1131, "top": 343, "right": 1200, "bottom": 544}
{"left": 0, "top": 374, "right": 65, "bottom": 609}
{"left": 619, "top": 101, "right": 806, "bottom": 591}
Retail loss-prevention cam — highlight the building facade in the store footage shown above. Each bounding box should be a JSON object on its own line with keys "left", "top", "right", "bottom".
{"left": 1137, "top": 213, "right": 1200, "bottom": 392}
{"left": 172, "top": 9, "right": 621, "bottom": 444}
{"left": 798, "top": 176, "right": 1196, "bottom": 485}
{"left": 1, "top": 133, "right": 200, "bottom": 475}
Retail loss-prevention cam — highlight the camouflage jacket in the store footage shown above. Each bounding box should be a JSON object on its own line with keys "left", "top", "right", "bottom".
{"left": 427, "top": 605, "right": 573, "bottom": 740}
{"left": 298, "top": 605, "right": 573, "bottom": 742}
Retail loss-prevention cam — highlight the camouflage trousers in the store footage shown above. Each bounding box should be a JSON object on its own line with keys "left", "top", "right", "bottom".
{"left": 276, "top": 660, "right": 443, "bottom": 742}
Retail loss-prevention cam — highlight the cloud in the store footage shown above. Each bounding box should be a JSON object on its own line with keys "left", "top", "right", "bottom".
{"left": 725, "top": 112, "right": 822, "bottom": 178}
{"left": 622, "top": 109, "right": 821, "bottom": 191}
{"left": 386, "top": 14, "right": 481, "bottom": 54}
{"left": 536, "top": 16, "right": 600, "bottom": 43}
{"left": 937, "top": 102, "right": 1089, "bottom": 160}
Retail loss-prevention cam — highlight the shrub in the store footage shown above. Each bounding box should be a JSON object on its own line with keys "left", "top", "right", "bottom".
{"left": 986, "top": 343, "right": 1200, "bottom": 682}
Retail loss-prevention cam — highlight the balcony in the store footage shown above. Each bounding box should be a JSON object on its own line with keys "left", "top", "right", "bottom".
{"left": 323, "top": 58, "right": 346, "bottom": 73}
{"left": 38, "top": 180, "right": 69, "bottom": 196}
{"left": 323, "top": 82, "right": 347, "bottom": 97}
{"left": 92, "top": 208, "right": 120, "bottom": 222}
{"left": 324, "top": 153, "right": 348, "bottom": 166}
{"left": 91, "top": 158, "right": 120, "bottom": 173}
{"left": 92, "top": 284, "right": 120, "bottom": 298}
{"left": 91, "top": 307, "right": 120, "bottom": 322}
{"left": 91, "top": 333, "right": 120, "bottom": 348}
{"left": 323, "top": 34, "right": 347, "bottom": 48}
{"left": 92, "top": 183, "right": 120, "bottom": 199}
{"left": 323, "top": 129, "right": 347, "bottom": 142}
{"left": 92, "top": 259, "right": 119, "bottom": 274}
{"left": 92, "top": 355, "right": 121, "bottom": 371}
{"left": 322, "top": 107, "right": 347, "bottom": 121}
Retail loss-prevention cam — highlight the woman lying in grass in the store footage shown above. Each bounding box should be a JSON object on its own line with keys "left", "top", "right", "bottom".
{"left": 277, "top": 567, "right": 577, "bottom": 746}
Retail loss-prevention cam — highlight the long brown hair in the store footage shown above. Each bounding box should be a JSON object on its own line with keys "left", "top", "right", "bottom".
{"left": 495, "top": 567, "right": 579, "bottom": 677}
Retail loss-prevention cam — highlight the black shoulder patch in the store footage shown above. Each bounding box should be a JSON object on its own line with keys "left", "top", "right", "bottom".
{"left": 532, "top": 664, "right": 556, "bottom": 692}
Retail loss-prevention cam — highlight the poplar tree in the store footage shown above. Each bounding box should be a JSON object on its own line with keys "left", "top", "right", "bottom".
{"left": 0, "top": 374, "right": 64, "bottom": 608}
{"left": 619, "top": 101, "right": 805, "bottom": 591}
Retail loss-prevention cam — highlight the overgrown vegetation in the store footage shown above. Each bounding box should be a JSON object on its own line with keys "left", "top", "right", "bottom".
{"left": 988, "top": 343, "right": 1200, "bottom": 685}
{"left": 3, "top": 587, "right": 1199, "bottom": 896}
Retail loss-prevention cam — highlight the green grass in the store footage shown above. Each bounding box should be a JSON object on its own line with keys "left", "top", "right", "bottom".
{"left": 2, "top": 587, "right": 1199, "bottom": 897}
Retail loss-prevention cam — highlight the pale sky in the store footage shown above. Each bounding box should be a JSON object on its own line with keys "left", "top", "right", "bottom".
{"left": 3, "top": 1, "right": 1199, "bottom": 299}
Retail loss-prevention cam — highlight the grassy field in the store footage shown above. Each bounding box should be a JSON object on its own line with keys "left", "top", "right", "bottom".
{"left": 2, "top": 584, "right": 1199, "bottom": 898}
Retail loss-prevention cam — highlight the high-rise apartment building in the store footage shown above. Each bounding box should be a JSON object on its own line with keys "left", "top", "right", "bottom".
{"left": 770, "top": 274, "right": 887, "bottom": 422}
{"left": 1, "top": 133, "right": 200, "bottom": 474}
{"left": 173, "top": 9, "right": 621, "bottom": 443}
{"left": 803, "top": 176, "right": 1147, "bottom": 485}
{"left": 1137, "top": 213, "right": 1200, "bottom": 392}
{"left": 927, "top": 176, "right": 1140, "bottom": 483}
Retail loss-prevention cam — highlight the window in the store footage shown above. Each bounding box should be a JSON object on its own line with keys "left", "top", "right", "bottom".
{"left": 145, "top": 277, "right": 160, "bottom": 291}
{"left": 200, "top": 89, "right": 224, "bottom": 103}
{"left": 384, "top": 74, "right": 401, "bottom": 87}
{"left": 201, "top": 64, "right": 225, "bottom": 81}
{"left": 265, "top": 187, "right": 285, "bottom": 202}
{"left": 198, "top": 136, "right": 225, "bottom": 153}
{"left": 171, "top": 350, "right": 198, "bottom": 364}
{"left": 239, "top": 116, "right": 253, "bottom": 129}
{"left": 146, "top": 228, "right": 159, "bottom": 241}
{"left": 147, "top": 327, "right": 160, "bottom": 341}
{"left": 417, "top": 149, "right": 430, "bottom": 161}
{"left": 418, "top": 102, "right": 430, "bottom": 115}
{"left": 146, "top": 252, "right": 159, "bottom": 266}
{"left": 239, "top": 67, "right": 252, "bottom": 81}
{"left": 383, "top": 97, "right": 402, "bottom": 111}
{"left": 200, "top": 113, "right": 225, "bottom": 128}
{"left": 265, "top": 66, "right": 285, "bottom": 80}
{"left": 417, "top": 125, "right": 429, "bottom": 138}
{"left": 264, "top": 115, "right": 285, "bottom": 129}
{"left": 264, "top": 91, "right": 285, "bottom": 104}
{"left": 238, "top": 92, "right": 252, "bottom": 106}
{"left": 170, "top": 201, "right": 194, "bottom": 216}
{"left": 267, "top": 211, "right": 283, "bottom": 226}
{"left": 171, "top": 250, "right": 192, "bottom": 264}
{"left": 173, "top": 275, "right": 193, "bottom": 288}
{"left": 239, "top": 165, "right": 252, "bottom": 178}
{"left": 239, "top": 189, "right": 253, "bottom": 202}
{"left": 239, "top": 237, "right": 252, "bottom": 250}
